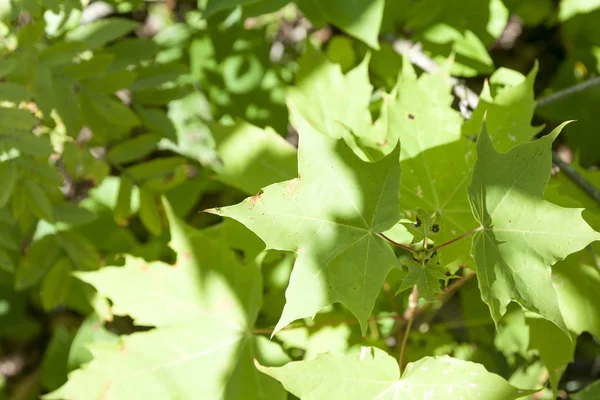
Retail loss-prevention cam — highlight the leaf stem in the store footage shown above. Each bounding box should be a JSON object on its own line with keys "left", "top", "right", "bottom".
{"left": 399, "top": 285, "right": 418, "bottom": 371}
{"left": 429, "top": 227, "right": 482, "bottom": 253}
{"left": 378, "top": 233, "right": 414, "bottom": 253}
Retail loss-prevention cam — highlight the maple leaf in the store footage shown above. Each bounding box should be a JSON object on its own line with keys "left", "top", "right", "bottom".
{"left": 288, "top": 46, "right": 373, "bottom": 142}
{"left": 257, "top": 347, "right": 534, "bottom": 400}
{"left": 468, "top": 122, "right": 600, "bottom": 335}
{"left": 396, "top": 259, "right": 456, "bottom": 301}
{"left": 375, "top": 61, "right": 478, "bottom": 267}
{"left": 463, "top": 63, "right": 543, "bottom": 152}
{"left": 45, "top": 205, "right": 287, "bottom": 400}
{"left": 208, "top": 109, "right": 401, "bottom": 334}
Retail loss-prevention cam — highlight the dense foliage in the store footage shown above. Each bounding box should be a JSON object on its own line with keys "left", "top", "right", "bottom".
{"left": 1, "top": 0, "right": 600, "bottom": 399}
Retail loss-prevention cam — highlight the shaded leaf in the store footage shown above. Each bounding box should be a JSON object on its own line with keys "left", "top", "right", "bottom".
{"left": 15, "top": 235, "right": 61, "bottom": 290}
{"left": 396, "top": 259, "right": 452, "bottom": 300}
{"left": 65, "top": 18, "right": 138, "bottom": 50}
{"left": 107, "top": 133, "right": 160, "bottom": 165}
{"left": 0, "top": 161, "right": 17, "bottom": 207}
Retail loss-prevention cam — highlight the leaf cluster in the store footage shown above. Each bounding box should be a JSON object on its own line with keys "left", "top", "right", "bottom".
{"left": 1, "top": 0, "right": 600, "bottom": 399}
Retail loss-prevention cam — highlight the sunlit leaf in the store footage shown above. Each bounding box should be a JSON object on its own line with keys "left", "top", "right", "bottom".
{"left": 468, "top": 123, "right": 600, "bottom": 335}
{"left": 46, "top": 206, "right": 286, "bottom": 400}
{"left": 209, "top": 109, "right": 401, "bottom": 334}
{"left": 258, "top": 347, "right": 534, "bottom": 399}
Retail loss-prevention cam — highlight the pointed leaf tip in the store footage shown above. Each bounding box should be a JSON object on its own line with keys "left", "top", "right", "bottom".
{"left": 203, "top": 207, "right": 223, "bottom": 215}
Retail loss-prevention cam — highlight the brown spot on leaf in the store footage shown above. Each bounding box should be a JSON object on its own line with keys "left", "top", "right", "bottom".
{"left": 249, "top": 190, "right": 264, "bottom": 208}
{"left": 408, "top": 113, "right": 415, "bottom": 120}
{"left": 100, "top": 381, "right": 113, "bottom": 400}
{"left": 284, "top": 178, "right": 301, "bottom": 200}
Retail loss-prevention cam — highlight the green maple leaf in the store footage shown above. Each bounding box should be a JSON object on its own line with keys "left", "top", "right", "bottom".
{"left": 462, "top": 64, "right": 543, "bottom": 152}
{"left": 288, "top": 46, "right": 372, "bottom": 142}
{"left": 297, "top": 0, "right": 385, "bottom": 49}
{"left": 574, "top": 379, "right": 600, "bottom": 400}
{"left": 396, "top": 259, "right": 454, "bottom": 300}
{"left": 468, "top": 122, "right": 600, "bottom": 335}
{"left": 257, "top": 346, "right": 534, "bottom": 399}
{"left": 45, "top": 206, "right": 286, "bottom": 400}
{"left": 209, "top": 110, "right": 401, "bottom": 335}
{"left": 553, "top": 251, "right": 600, "bottom": 338}
{"left": 211, "top": 120, "right": 298, "bottom": 195}
{"left": 378, "top": 61, "right": 463, "bottom": 156}
{"left": 528, "top": 315, "right": 575, "bottom": 394}
{"left": 376, "top": 62, "right": 478, "bottom": 267}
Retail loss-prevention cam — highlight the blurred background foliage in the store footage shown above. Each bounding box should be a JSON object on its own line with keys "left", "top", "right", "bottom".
{"left": 0, "top": 0, "right": 599, "bottom": 398}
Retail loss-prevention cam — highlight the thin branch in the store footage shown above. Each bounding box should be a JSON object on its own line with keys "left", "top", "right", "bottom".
{"left": 536, "top": 76, "right": 600, "bottom": 108}
{"left": 399, "top": 285, "right": 418, "bottom": 370}
{"left": 379, "top": 233, "right": 414, "bottom": 253}
{"left": 429, "top": 227, "right": 482, "bottom": 253}
{"left": 551, "top": 152, "right": 600, "bottom": 205}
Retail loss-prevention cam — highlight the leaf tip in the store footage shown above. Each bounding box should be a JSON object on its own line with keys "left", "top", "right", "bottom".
{"left": 203, "top": 207, "right": 223, "bottom": 215}
{"left": 548, "top": 120, "right": 575, "bottom": 141}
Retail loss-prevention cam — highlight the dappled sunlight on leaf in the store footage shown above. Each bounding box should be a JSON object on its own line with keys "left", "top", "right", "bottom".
{"left": 210, "top": 109, "right": 402, "bottom": 334}
{"left": 468, "top": 123, "right": 600, "bottom": 336}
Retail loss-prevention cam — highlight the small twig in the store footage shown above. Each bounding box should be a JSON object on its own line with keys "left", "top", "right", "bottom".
{"left": 399, "top": 285, "right": 418, "bottom": 370}
{"left": 379, "top": 233, "right": 414, "bottom": 253}
{"left": 536, "top": 76, "right": 600, "bottom": 108}
{"left": 429, "top": 227, "right": 482, "bottom": 253}
{"left": 551, "top": 152, "right": 600, "bottom": 205}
